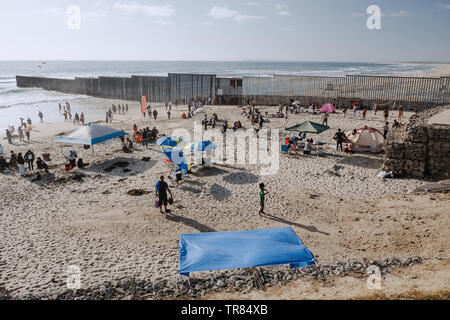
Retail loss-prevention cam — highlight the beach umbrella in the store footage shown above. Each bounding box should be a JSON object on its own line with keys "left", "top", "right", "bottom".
{"left": 184, "top": 140, "right": 217, "bottom": 152}
{"left": 286, "top": 121, "right": 330, "bottom": 134}
{"left": 157, "top": 136, "right": 186, "bottom": 148}
{"left": 193, "top": 108, "right": 206, "bottom": 115}
{"left": 319, "top": 104, "right": 336, "bottom": 113}
{"left": 161, "top": 146, "right": 191, "bottom": 171}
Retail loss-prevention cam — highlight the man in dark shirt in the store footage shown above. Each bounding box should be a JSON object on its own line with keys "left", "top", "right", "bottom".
{"left": 155, "top": 176, "right": 173, "bottom": 213}
{"left": 142, "top": 129, "right": 148, "bottom": 149}
{"left": 334, "top": 128, "right": 347, "bottom": 152}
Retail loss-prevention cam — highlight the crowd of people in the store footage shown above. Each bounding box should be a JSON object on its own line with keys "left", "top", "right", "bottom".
{"left": 0, "top": 149, "right": 50, "bottom": 176}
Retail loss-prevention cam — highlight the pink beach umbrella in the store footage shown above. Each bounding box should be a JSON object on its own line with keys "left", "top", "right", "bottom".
{"left": 320, "top": 104, "right": 336, "bottom": 113}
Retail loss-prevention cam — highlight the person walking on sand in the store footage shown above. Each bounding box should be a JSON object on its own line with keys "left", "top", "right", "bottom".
{"left": 24, "top": 126, "right": 31, "bottom": 141}
{"left": 64, "top": 110, "right": 68, "bottom": 121}
{"left": 322, "top": 112, "right": 329, "bottom": 126}
{"left": 334, "top": 128, "right": 347, "bottom": 152}
{"left": 59, "top": 103, "right": 62, "bottom": 113}
{"left": 24, "top": 150, "right": 35, "bottom": 171}
{"left": 167, "top": 110, "right": 171, "bottom": 120}
{"left": 343, "top": 106, "right": 348, "bottom": 118}
{"left": 259, "top": 183, "right": 269, "bottom": 215}
{"left": 126, "top": 104, "right": 128, "bottom": 113}
{"left": 383, "top": 122, "right": 389, "bottom": 139}
{"left": 352, "top": 104, "right": 358, "bottom": 119}
{"left": 18, "top": 126, "right": 24, "bottom": 142}
{"left": 38, "top": 111, "right": 43, "bottom": 123}
{"left": 6, "top": 129, "right": 13, "bottom": 145}
{"left": 362, "top": 108, "right": 367, "bottom": 121}
{"left": 398, "top": 105, "right": 404, "bottom": 122}
{"left": 17, "top": 152, "right": 25, "bottom": 176}
{"left": 374, "top": 104, "right": 378, "bottom": 116}
{"left": 80, "top": 112, "right": 85, "bottom": 125}
{"left": 384, "top": 108, "right": 389, "bottom": 123}
{"left": 142, "top": 128, "right": 148, "bottom": 149}
{"left": 155, "top": 176, "right": 173, "bottom": 214}
{"left": 153, "top": 109, "right": 158, "bottom": 121}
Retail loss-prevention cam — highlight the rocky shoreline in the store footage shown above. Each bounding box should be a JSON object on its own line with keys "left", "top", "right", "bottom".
{"left": 2, "top": 255, "right": 448, "bottom": 300}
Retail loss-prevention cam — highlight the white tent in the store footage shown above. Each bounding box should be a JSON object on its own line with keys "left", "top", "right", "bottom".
{"left": 54, "top": 123, "right": 128, "bottom": 146}
{"left": 346, "top": 127, "right": 385, "bottom": 153}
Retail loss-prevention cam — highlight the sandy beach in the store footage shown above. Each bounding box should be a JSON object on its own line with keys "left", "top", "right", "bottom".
{"left": 1, "top": 99, "right": 449, "bottom": 299}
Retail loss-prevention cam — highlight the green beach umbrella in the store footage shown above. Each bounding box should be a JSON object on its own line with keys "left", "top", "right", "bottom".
{"left": 286, "top": 121, "right": 330, "bottom": 134}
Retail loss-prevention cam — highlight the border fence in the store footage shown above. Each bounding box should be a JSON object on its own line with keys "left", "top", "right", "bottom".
{"left": 16, "top": 73, "right": 450, "bottom": 109}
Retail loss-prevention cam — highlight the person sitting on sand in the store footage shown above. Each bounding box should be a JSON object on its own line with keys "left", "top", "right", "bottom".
{"left": 77, "top": 158, "right": 89, "bottom": 169}
{"left": 127, "top": 138, "right": 133, "bottom": 150}
{"left": 303, "top": 139, "right": 313, "bottom": 155}
{"left": 9, "top": 151, "right": 18, "bottom": 172}
{"left": 155, "top": 176, "right": 173, "bottom": 214}
{"left": 0, "top": 155, "right": 9, "bottom": 172}
{"left": 392, "top": 120, "right": 401, "bottom": 129}
{"left": 36, "top": 157, "right": 49, "bottom": 173}
{"left": 150, "top": 127, "right": 159, "bottom": 141}
{"left": 181, "top": 113, "right": 187, "bottom": 119}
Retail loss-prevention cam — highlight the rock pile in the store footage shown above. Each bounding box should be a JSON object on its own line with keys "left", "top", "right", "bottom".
{"left": 1, "top": 256, "right": 437, "bottom": 300}
{"left": 384, "top": 106, "right": 450, "bottom": 179}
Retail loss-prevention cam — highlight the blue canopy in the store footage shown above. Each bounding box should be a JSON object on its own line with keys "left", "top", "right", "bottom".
{"left": 179, "top": 227, "right": 316, "bottom": 276}
{"left": 54, "top": 123, "right": 128, "bottom": 146}
{"left": 184, "top": 140, "right": 217, "bottom": 152}
{"left": 161, "top": 146, "right": 191, "bottom": 171}
{"left": 157, "top": 136, "right": 186, "bottom": 148}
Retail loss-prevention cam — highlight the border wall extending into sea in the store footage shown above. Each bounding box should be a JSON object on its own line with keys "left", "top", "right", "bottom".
{"left": 16, "top": 73, "right": 450, "bottom": 110}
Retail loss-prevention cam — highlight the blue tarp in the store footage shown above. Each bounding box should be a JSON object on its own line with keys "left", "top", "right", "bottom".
{"left": 179, "top": 227, "right": 316, "bottom": 276}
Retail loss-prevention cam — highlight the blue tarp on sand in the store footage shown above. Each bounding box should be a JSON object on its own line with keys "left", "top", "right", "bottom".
{"left": 179, "top": 227, "right": 316, "bottom": 276}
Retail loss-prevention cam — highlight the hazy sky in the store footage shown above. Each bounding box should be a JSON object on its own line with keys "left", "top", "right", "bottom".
{"left": 1, "top": 0, "right": 450, "bottom": 62}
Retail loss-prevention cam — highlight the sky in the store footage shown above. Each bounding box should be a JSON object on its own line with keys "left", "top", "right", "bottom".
{"left": 1, "top": 0, "right": 449, "bottom": 62}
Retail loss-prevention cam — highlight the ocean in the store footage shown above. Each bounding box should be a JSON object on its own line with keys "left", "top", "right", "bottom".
{"left": 0, "top": 60, "right": 438, "bottom": 131}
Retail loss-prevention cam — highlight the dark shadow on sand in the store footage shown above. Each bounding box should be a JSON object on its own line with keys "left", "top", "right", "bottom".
{"left": 260, "top": 212, "right": 330, "bottom": 236}
{"left": 179, "top": 185, "right": 202, "bottom": 194}
{"left": 210, "top": 183, "right": 232, "bottom": 201}
{"left": 165, "top": 213, "right": 216, "bottom": 233}
{"left": 223, "top": 172, "right": 259, "bottom": 185}
{"left": 191, "top": 166, "right": 229, "bottom": 177}
{"left": 84, "top": 157, "right": 157, "bottom": 177}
